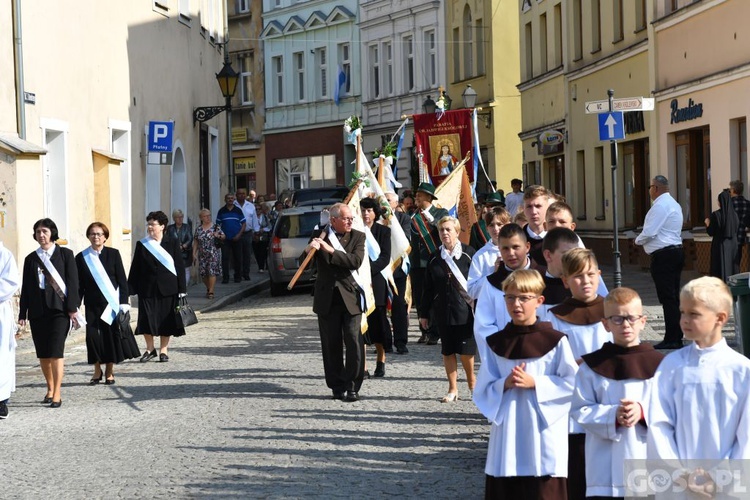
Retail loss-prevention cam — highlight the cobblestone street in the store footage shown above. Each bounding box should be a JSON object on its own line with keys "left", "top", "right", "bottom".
{"left": 5, "top": 286, "right": 487, "bottom": 499}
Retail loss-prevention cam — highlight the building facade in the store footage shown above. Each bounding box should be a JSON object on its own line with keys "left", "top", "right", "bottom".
{"left": 228, "top": 0, "right": 267, "bottom": 194}
{"left": 0, "top": 0, "right": 229, "bottom": 269}
{"left": 261, "top": 0, "right": 360, "bottom": 198}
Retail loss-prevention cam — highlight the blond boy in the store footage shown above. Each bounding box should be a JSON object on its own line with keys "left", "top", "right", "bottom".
{"left": 474, "top": 269, "right": 577, "bottom": 498}
{"left": 572, "top": 287, "right": 664, "bottom": 498}
{"left": 648, "top": 277, "right": 750, "bottom": 462}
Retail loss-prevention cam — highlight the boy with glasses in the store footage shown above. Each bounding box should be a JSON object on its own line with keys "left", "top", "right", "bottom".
{"left": 571, "top": 287, "right": 664, "bottom": 498}
{"left": 474, "top": 269, "right": 577, "bottom": 498}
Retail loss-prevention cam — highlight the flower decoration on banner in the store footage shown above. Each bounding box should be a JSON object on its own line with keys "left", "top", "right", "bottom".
{"left": 348, "top": 170, "right": 370, "bottom": 189}
{"left": 344, "top": 115, "right": 362, "bottom": 145}
{"left": 372, "top": 141, "right": 397, "bottom": 161}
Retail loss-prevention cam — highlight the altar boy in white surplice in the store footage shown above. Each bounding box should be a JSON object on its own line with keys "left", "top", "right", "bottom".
{"left": 473, "top": 269, "right": 577, "bottom": 499}
{"left": 648, "top": 277, "right": 750, "bottom": 468}
{"left": 0, "top": 241, "right": 20, "bottom": 419}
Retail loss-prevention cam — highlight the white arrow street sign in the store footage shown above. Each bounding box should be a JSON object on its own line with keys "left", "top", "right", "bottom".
{"left": 604, "top": 114, "right": 618, "bottom": 137}
{"left": 584, "top": 97, "right": 655, "bottom": 114}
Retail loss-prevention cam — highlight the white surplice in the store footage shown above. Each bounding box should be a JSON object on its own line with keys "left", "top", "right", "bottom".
{"left": 467, "top": 241, "right": 500, "bottom": 300}
{"left": 0, "top": 242, "right": 20, "bottom": 401}
{"left": 647, "top": 339, "right": 750, "bottom": 461}
{"left": 549, "top": 316, "right": 612, "bottom": 434}
{"left": 474, "top": 335, "right": 578, "bottom": 478}
{"left": 473, "top": 281, "right": 511, "bottom": 357}
{"left": 572, "top": 363, "right": 655, "bottom": 497}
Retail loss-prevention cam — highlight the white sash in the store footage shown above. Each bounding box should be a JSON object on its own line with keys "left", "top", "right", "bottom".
{"left": 364, "top": 226, "right": 380, "bottom": 261}
{"left": 440, "top": 245, "right": 469, "bottom": 293}
{"left": 82, "top": 247, "right": 119, "bottom": 325}
{"left": 38, "top": 248, "right": 67, "bottom": 296}
{"left": 140, "top": 237, "right": 176, "bottom": 276}
{"left": 327, "top": 227, "right": 367, "bottom": 312}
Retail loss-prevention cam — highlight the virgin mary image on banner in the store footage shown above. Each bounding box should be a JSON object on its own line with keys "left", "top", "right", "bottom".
{"left": 434, "top": 138, "right": 459, "bottom": 176}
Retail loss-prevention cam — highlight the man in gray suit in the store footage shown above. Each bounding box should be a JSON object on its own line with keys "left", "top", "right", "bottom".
{"left": 306, "top": 203, "right": 366, "bottom": 402}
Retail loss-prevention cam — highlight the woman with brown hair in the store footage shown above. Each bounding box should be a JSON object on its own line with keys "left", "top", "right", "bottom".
{"left": 76, "top": 222, "right": 139, "bottom": 385}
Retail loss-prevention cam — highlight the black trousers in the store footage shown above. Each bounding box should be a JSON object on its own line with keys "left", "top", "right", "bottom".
{"left": 391, "top": 273, "right": 409, "bottom": 347}
{"left": 734, "top": 242, "right": 744, "bottom": 275}
{"left": 239, "top": 231, "right": 254, "bottom": 278}
{"left": 317, "top": 290, "right": 364, "bottom": 393}
{"left": 221, "top": 238, "right": 242, "bottom": 280}
{"left": 650, "top": 246, "right": 685, "bottom": 343}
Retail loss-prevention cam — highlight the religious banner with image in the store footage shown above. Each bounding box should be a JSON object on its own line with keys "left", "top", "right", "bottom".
{"left": 413, "top": 109, "right": 474, "bottom": 187}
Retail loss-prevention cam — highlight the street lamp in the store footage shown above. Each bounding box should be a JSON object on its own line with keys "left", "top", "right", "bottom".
{"left": 422, "top": 95, "right": 436, "bottom": 114}
{"left": 193, "top": 45, "right": 239, "bottom": 190}
{"left": 462, "top": 84, "right": 492, "bottom": 128}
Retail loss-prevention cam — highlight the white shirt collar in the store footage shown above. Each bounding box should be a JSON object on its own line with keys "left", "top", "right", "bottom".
{"left": 36, "top": 246, "right": 55, "bottom": 259}
{"left": 441, "top": 242, "right": 463, "bottom": 260}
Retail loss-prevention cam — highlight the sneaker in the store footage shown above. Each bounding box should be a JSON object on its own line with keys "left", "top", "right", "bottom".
{"left": 0, "top": 401, "right": 8, "bottom": 419}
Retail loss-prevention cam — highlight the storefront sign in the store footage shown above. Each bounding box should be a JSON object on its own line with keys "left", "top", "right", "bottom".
{"left": 536, "top": 129, "right": 565, "bottom": 155}
{"left": 234, "top": 157, "right": 256, "bottom": 174}
{"left": 232, "top": 128, "right": 248, "bottom": 143}
{"left": 670, "top": 98, "right": 703, "bottom": 124}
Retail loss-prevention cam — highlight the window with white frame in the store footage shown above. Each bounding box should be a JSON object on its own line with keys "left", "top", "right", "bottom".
{"left": 404, "top": 35, "right": 414, "bottom": 92}
{"left": 272, "top": 55, "right": 284, "bottom": 104}
{"left": 452, "top": 28, "right": 460, "bottom": 81}
{"left": 236, "top": 0, "right": 249, "bottom": 14}
{"left": 384, "top": 41, "right": 393, "bottom": 95}
{"left": 425, "top": 30, "right": 436, "bottom": 87}
{"left": 316, "top": 47, "right": 328, "bottom": 98}
{"left": 370, "top": 45, "right": 380, "bottom": 99}
{"left": 339, "top": 43, "right": 351, "bottom": 95}
{"left": 476, "top": 19, "right": 485, "bottom": 75}
{"left": 239, "top": 53, "right": 253, "bottom": 104}
{"left": 293, "top": 52, "right": 305, "bottom": 102}
{"left": 109, "top": 121, "right": 132, "bottom": 236}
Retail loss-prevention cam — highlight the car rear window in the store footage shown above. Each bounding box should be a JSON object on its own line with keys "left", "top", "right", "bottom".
{"left": 274, "top": 212, "right": 322, "bottom": 239}
{"left": 293, "top": 187, "right": 349, "bottom": 205}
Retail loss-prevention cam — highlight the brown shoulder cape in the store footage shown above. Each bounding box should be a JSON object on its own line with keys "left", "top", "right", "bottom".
{"left": 550, "top": 296, "right": 605, "bottom": 325}
{"left": 486, "top": 321, "right": 565, "bottom": 360}
{"left": 581, "top": 342, "right": 665, "bottom": 380}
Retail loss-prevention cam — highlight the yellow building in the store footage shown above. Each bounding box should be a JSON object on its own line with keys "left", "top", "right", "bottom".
{"left": 446, "top": 0, "right": 522, "bottom": 195}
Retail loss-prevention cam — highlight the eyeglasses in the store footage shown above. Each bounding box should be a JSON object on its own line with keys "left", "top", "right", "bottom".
{"left": 504, "top": 294, "right": 538, "bottom": 304}
{"left": 335, "top": 217, "right": 354, "bottom": 223}
{"left": 606, "top": 315, "right": 644, "bottom": 325}
{"left": 89, "top": 233, "right": 105, "bottom": 237}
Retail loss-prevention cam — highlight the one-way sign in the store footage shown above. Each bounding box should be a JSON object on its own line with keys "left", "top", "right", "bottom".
{"left": 598, "top": 112, "right": 625, "bottom": 141}
{"left": 585, "top": 97, "right": 655, "bottom": 114}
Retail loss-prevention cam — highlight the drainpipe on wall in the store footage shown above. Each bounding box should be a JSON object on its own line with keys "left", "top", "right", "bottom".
{"left": 12, "top": 0, "right": 26, "bottom": 139}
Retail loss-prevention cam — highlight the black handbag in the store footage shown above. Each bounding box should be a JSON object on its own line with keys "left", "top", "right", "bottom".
{"left": 175, "top": 296, "right": 198, "bottom": 328}
{"left": 213, "top": 225, "right": 224, "bottom": 248}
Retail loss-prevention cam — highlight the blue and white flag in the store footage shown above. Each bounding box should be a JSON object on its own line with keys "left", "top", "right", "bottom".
{"left": 393, "top": 121, "right": 406, "bottom": 179}
{"left": 333, "top": 65, "right": 347, "bottom": 105}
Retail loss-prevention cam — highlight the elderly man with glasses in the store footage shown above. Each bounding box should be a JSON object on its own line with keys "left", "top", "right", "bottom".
{"left": 305, "top": 203, "right": 366, "bottom": 402}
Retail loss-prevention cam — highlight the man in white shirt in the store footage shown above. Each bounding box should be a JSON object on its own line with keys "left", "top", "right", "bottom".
{"left": 634, "top": 175, "right": 684, "bottom": 349}
{"left": 235, "top": 188, "right": 260, "bottom": 281}
{"left": 504, "top": 178, "right": 524, "bottom": 216}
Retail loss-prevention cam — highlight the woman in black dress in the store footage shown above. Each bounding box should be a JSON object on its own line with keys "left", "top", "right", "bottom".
{"left": 128, "top": 211, "right": 186, "bottom": 362}
{"left": 18, "top": 218, "right": 80, "bottom": 408}
{"left": 76, "top": 222, "right": 139, "bottom": 385}
{"left": 167, "top": 209, "right": 193, "bottom": 285}
{"left": 418, "top": 216, "right": 476, "bottom": 402}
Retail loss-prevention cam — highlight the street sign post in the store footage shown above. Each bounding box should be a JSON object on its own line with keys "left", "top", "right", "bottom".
{"left": 585, "top": 97, "right": 654, "bottom": 114}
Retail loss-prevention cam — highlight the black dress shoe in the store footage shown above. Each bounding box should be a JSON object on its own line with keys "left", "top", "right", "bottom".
{"left": 373, "top": 361, "right": 385, "bottom": 378}
{"left": 88, "top": 374, "right": 102, "bottom": 385}
{"left": 417, "top": 334, "right": 427, "bottom": 344}
{"left": 396, "top": 345, "right": 409, "bottom": 354}
{"left": 140, "top": 349, "right": 157, "bottom": 363}
{"left": 104, "top": 378, "right": 116, "bottom": 385}
{"left": 41, "top": 395, "right": 53, "bottom": 404}
{"left": 49, "top": 400, "right": 62, "bottom": 408}
{"left": 426, "top": 337, "right": 439, "bottom": 345}
{"left": 344, "top": 391, "right": 359, "bottom": 402}
{"left": 332, "top": 391, "right": 345, "bottom": 401}
{"left": 159, "top": 353, "right": 169, "bottom": 362}
{"left": 654, "top": 340, "right": 683, "bottom": 350}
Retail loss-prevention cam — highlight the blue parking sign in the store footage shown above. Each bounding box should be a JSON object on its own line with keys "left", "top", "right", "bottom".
{"left": 148, "top": 121, "right": 174, "bottom": 152}
{"left": 598, "top": 112, "right": 625, "bottom": 141}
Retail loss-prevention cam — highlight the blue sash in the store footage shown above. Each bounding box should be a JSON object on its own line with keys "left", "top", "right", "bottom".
{"left": 140, "top": 237, "right": 177, "bottom": 276}
{"left": 82, "top": 247, "right": 119, "bottom": 325}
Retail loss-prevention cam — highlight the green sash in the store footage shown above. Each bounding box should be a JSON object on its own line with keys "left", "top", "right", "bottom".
{"left": 411, "top": 213, "right": 440, "bottom": 255}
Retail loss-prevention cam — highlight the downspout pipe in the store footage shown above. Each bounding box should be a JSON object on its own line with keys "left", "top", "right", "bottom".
{"left": 12, "top": 0, "right": 26, "bottom": 139}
